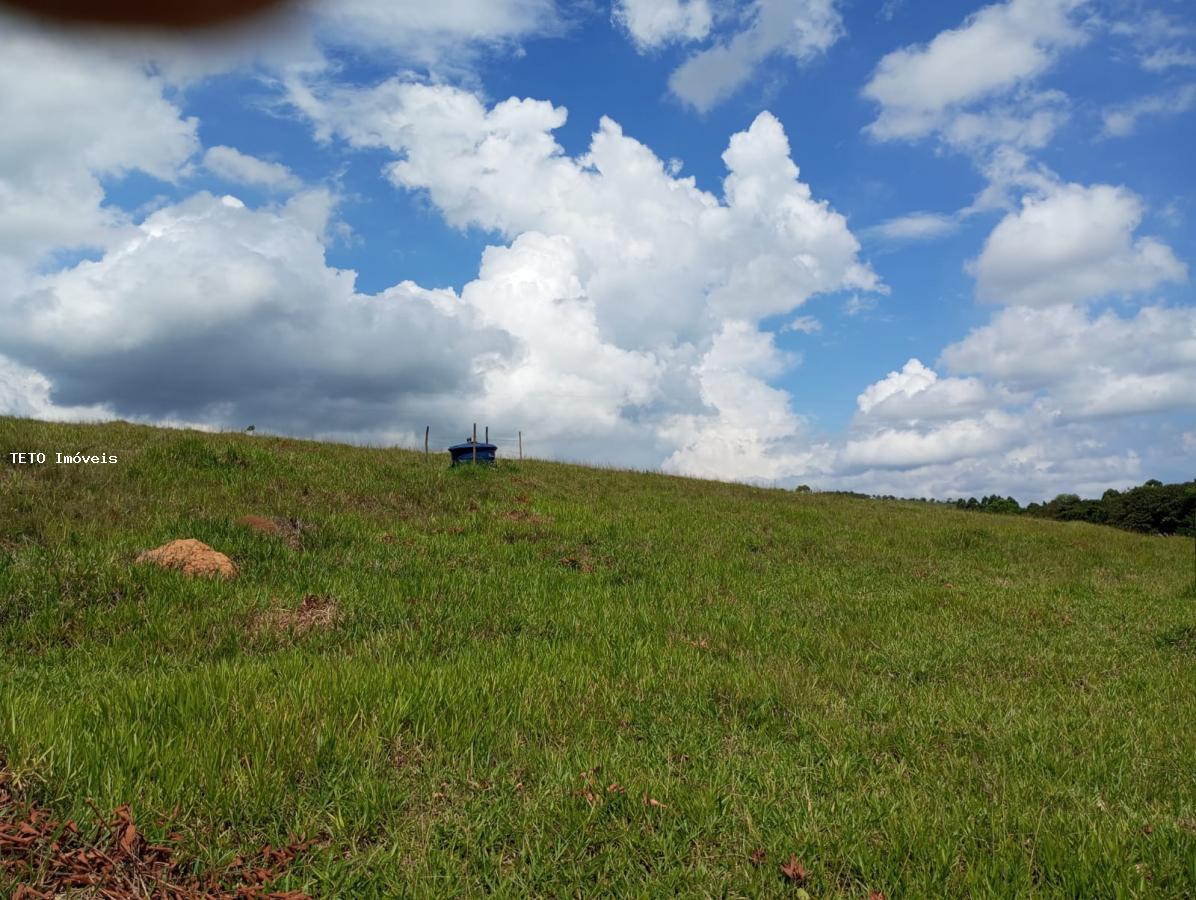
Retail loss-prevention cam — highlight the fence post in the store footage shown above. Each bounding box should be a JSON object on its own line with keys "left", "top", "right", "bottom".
{"left": 472, "top": 423, "right": 477, "bottom": 463}
{"left": 518, "top": 431, "right": 522, "bottom": 460}
{"left": 485, "top": 425, "right": 489, "bottom": 444}
{"left": 424, "top": 425, "right": 429, "bottom": 457}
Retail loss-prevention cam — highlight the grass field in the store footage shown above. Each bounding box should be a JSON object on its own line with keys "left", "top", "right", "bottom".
{"left": 2, "top": 416, "right": 1194, "bottom": 897}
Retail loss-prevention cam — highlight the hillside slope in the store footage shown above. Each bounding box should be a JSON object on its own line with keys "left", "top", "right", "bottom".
{"left": 2, "top": 416, "right": 1194, "bottom": 897}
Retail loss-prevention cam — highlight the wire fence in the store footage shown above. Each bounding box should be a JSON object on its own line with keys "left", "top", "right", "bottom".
{"left": 421, "top": 424, "right": 526, "bottom": 460}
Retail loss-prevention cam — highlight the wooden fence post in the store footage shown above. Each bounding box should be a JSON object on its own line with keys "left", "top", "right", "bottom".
{"left": 518, "top": 431, "right": 522, "bottom": 460}
{"left": 485, "top": 425, "right": 489, "bottom": 444}
{"left": 424, "top": 425, "right": 429, "bottom": 456}
{"left": 472, "top": 422, "right": 477, "bottom": 463}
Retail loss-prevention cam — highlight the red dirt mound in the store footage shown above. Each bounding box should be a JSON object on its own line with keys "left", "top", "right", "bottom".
{"left": 135, "top": 539, "right": 238, "bottom": 580}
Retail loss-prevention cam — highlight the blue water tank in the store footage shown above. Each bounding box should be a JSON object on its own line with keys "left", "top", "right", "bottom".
{"left": 448, "top": 439, "right": 497, "bottom": 466}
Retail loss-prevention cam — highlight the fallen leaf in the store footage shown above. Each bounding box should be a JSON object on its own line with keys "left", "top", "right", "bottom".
{"left": 779, "top": 854, "right": 808, "bottom": 883}
{"left": 749, "top": 848, "right": 766, "bottom": 866}
{"left": 870, "top": 891, "right": 887, "bottom": 900}
{"left": 118, "top": 822, "right": 138, "bottom": 854}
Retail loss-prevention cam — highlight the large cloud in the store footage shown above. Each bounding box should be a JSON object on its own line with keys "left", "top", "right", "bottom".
{"left": 862, "top": 0, "right": 1086, "bottom": 142}
{"left": 291, "top": 80, "right": 879, "bottom": 349}
{"left": 285, "top": 82, "right": 879, "bottom": 468}
{"left": 0, "top": 193, "right": 512, "bottom": 436}
{"left": 941, "top": 303, "right": 1196, "bottom": 420}
{"left": 969, "top": 183, "right": 1186, "bottom": 306}
{"left": 834, "top": 357, "right": 1153, "bottom": 500}
{"left": 829, "top": 297, "right": 1196, "bottom": 499}
{"left": 0, "top": 21, "right": 198, "bottom": 278}
{"left": 4, "top": 77, "right": 880, "bottom": 473}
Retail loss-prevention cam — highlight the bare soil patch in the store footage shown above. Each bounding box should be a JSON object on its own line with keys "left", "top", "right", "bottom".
{"left": 559, "top": 555, "right": 595, "bottom": 573}
{"left": 237, "top": 516, "right": 307, "bottom": 550}
{"left": 135, "top": 539, "right": 237, "bottom": 580}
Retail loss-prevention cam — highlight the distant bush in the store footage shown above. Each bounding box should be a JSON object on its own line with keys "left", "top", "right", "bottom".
{"left": 956, "top": 494, "right": 1022, "bottom": 515}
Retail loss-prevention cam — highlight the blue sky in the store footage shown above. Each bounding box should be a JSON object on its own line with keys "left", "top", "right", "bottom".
{"left": 1, "top": 0, "right": 1193, "bottom": 499}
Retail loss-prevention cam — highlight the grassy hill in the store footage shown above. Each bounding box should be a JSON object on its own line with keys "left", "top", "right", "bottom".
{"left": 2, "top": 416, "right": 1194, "bottom": 897}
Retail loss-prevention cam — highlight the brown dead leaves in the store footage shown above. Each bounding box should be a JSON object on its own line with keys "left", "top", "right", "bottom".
{"left": 251, "top": 595, "right": 342, "bottom": 637}
{"left": 576, "top": 770, "right": 601, "bottom": 806}
{"left": 0, "top": 772, "right": 311, "bottom": 898}
{"left": 779, "top": 854, "right": 808, "bottom": 884}
{"left": 575, "top": 771, "right": 655, "bottom": 810}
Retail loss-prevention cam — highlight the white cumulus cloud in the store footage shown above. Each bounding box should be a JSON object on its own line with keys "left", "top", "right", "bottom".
{"left": 0, "top": 192, "right": 513, "bottom": 437}
{"left": 290, "top": 81, "right": 880, "bottom": 346}
{"left": 5, "top": 74, "right": 881, "bottom": 480}
{"left": 0, "top": 21, "right": 198, "bottom": 277}
{"left": 614, "top": 0, "right": 712, "bottom": 49}
{"left": 862, "top": 0, "right": 1086, "bottom": 142}
{"left": 969, "top": 182, "right": 1187, "bottom": 306}
{"left": 941, "top": 303, "right": 1196, "bottom": 420}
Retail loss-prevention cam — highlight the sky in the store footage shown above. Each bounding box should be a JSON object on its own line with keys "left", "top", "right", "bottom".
{"left": 0, "top": 0, "right": 1193, "bottom": 501}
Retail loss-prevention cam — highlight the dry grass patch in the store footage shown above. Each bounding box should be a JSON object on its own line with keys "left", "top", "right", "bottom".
{"left": 251, "top": 595, "right": 342, "bottom": 637}
{"left": 499, "top": 509, "right": 553, "bottom": 525}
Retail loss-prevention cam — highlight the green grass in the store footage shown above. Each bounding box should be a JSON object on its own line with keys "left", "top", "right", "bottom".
{"left": 2, "top": 416, "right": 1194, "bottom": 897}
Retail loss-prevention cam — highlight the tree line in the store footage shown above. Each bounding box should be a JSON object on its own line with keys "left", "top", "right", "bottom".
{"left": 810, "top": 479, "right": 1196, "bottom": 537}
